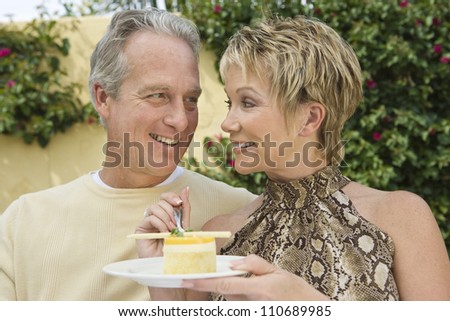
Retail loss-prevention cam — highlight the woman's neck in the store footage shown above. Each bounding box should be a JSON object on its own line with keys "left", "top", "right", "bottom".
{"left": 265, "top": 158, "right": 328, "bottom": 183}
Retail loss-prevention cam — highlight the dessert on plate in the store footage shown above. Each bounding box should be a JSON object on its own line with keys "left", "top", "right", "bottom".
{"left": 163, "top": 232, "right": 217, "bottom": 274}
{"left": 127, "top": 229, "right": 231, "bottom": 275}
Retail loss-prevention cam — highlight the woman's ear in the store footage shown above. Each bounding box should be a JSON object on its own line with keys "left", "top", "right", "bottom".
{"left": 93, "top": 82, "right": 110, "bottom": 121}
{"left": 297, "top": 102, "right": 326, "bottom": 137}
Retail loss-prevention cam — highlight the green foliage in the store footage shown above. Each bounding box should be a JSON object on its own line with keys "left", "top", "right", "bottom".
{"left": 0, "top": 16, "right": 97, "bottom": 147}
{"left": 61, "top": 0, "right": 141, "bottom": 16}
{"left": 178, "top": 0, "right": 450, "bottom": 253}
{"left": 316, "top": 0, "right": 450, "bottom": 253}
{"left": 177, "top": 0, "right": 307, "bottom": 74}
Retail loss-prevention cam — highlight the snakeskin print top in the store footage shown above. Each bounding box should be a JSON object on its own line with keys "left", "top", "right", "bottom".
{"left": 212, "top": 166, "right": 399, "bottom": 301}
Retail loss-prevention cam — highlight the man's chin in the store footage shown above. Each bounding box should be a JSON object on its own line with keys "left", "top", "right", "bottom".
{"left": 143, "top": 162, "right": 179, "bottom": 175}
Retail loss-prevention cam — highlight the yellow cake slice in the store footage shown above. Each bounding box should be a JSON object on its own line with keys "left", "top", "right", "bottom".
{"left": 163, "top": 235, "right": 216, "bottom": 274}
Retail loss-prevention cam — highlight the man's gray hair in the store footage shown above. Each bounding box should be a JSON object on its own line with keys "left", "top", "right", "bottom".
{"left": 89, "top": 9, "right": 200, "bottom": 121}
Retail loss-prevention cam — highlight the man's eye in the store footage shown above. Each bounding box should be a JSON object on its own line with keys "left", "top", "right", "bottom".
{"left": 186, "top": 96, "right": 199, "bottom": 104}
{"left": 185, "top": 97, "right": 199, "bottom": 111}
{"left": 149, "top": 93, "right": 165, "bottom": 99}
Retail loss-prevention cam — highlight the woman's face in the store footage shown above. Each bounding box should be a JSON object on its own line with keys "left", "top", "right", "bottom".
{"left": 221, "top": 65, "right": 305, "bottom": 181}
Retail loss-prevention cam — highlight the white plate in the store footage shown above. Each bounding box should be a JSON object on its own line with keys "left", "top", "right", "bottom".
{"left": 103, "top": 256, "right": 247, "bottom": 288}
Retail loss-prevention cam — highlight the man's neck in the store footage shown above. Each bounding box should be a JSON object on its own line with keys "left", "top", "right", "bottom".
{"left": 98, "top": 167, "right": 172, "bottom": 188}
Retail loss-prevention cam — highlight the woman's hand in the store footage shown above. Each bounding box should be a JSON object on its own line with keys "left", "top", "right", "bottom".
{"left": 135, "top": 186, "right": 191, "bottom": 259}
{"left": 182, "top": 254, "right": 330, "bottom": 301}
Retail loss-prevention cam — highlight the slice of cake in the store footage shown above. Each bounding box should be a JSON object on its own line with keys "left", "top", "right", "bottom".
{"left": 163, "top": 235, "right": 216, "bottom": 274}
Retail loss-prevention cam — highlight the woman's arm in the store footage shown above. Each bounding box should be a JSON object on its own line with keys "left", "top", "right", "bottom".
{"left": 381, "top": 191, "right": 450, "bottom": 300}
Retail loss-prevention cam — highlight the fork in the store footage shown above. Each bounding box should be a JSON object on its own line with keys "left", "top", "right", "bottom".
{"left": 173, "top": 208, "right": 185, "bottom": 233}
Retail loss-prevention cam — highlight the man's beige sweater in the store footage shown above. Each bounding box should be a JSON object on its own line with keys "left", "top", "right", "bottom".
{"left": 0, "top": 170, "right": 255, "bottom": 300}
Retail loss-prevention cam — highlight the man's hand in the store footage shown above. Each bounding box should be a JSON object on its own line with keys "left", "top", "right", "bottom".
{"left": 135, "top": 186, "right": 190, "bottom": 258}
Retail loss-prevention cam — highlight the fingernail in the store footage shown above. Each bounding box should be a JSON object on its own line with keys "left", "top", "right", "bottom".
{"left": 174, "top": 198, "right": 183, "bottom": 205}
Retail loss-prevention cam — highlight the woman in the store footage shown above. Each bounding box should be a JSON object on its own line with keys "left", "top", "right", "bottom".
{"left": 136, "top": 15, "right": 450, "bottom": 300}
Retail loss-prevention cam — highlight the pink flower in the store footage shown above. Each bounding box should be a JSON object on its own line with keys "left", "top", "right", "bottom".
{"left": 214, "top": 133, "right": 223, "bottom": 141}
{"left": 399, "top": 0, "right": 409, "bottom": 8}
{"left": 440, "top": 56, "right": 450, "bottom": 64}
{"left": 433, "top": 44, "right": 442, "bottom": 54}
{"left": 415, "top": 19, "right": 423, "bottom": 27}
{"left": 227, "top": 158, "right": 235, "bottom": 167}
{"left": 214, "top": 5, "right": 222, "bottom": 14}
{"left": 432, "top": 17, "right": 442, "bottom": 26}
{"left": 86, "top": 117, "right": 96, "bottom": 125}
{"left": 366, "top": 79, "right": 377, "bottom": 89}
{"left": 206, "top": 140, "right": 214, "bottom": 148}
{"left": 0, "top": 47, "right": 11, "bottom": 57}
{"left": 6, "top": 80, "right": 15, "bottom": 88}
{"left": 372, "top": 132, "right": 382, "bottom": 141}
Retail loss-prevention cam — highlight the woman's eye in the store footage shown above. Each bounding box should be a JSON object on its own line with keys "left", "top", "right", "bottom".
{"left": 225, "top": 99, "right": 255, "bottom": 109}
{"left": 242, "top": 100, "right": 255, "bottom": 108}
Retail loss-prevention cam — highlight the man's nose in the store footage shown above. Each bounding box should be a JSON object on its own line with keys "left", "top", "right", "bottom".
{"left": 164, "top": 99, "right": 189, "bottom": 132}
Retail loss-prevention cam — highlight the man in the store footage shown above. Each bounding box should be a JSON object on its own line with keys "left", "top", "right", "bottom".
{"left": 0, "top": 9, "right": 255, "bottom": 300}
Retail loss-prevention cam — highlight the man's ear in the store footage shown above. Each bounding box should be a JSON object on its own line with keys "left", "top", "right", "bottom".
{"left": 93, "top": 82, "right": 110, "bottom": 120}
{"left": 297, "top": 102, "right": 326, "bottom": 137}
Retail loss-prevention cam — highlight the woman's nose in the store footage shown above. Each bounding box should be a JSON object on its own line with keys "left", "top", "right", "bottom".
{"left": 221, "top": 109, "right": 240, "bottom": 133}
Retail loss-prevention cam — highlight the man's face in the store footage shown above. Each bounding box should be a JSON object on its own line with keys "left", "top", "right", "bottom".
{"left": 103, "top": 31, "right": 201, "bottom": 179}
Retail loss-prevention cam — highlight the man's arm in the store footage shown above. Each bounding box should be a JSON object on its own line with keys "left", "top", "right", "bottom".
{"left": 0, "top": 200, "right": 20, "bottom": 300}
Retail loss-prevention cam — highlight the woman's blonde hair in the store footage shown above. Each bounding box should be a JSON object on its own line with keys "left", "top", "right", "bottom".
{"left": 220, "top": 15, "right": 362, "bottom": 165}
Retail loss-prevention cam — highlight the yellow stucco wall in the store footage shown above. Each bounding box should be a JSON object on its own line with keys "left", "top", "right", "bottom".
{"left": 0, "top": 16, "right": 227, "bottom": 213}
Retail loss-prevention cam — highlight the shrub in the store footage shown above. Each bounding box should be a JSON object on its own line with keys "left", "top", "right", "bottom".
{"left": 179, "top": 0, "right": 450, "bottom": 254}
{"left": 0, "top": 16, "right": 96, "bottom": 147}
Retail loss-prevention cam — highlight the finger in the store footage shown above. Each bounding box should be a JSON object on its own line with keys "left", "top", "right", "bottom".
{"left": 144, "top": 201, "right": 178, "bottom": 228}
{"left": 182, "top": 276, "right": 258, "bottom": 297}
{"left": 137, "top": 205, "right": 174, "bottom": 233}
{"left": 156, "top": 200, "right": 178, "bottom": 227}
{"left": 137, "top": 216, "right": 169, "bottom": 233}
{"left": 160, "top": 191, "right": 183, "bottom": 207}
{"left": 230, "top": 254, "right": 277, "bottom": 276}
{"left": 179, "top": 186, "right": 191, "bottom": 229}
{"left": 148, "top": 204, "right": 175, "bottom": 227}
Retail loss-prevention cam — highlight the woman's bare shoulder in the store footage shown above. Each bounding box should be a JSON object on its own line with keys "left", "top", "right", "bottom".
{"left": 201, "top": 194, "right": 264, "bottom": 251}
{"left": 201, "top": 194, "right": 264, "bottom": 233}
{"left": 343, "top": 181, "right": 433, "bottom": 227}
{"left": 343, "top": 181, "right": 444, "bottom": 260}
{"left": 344, "top": 181, "right": 450, "bottom": 299}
